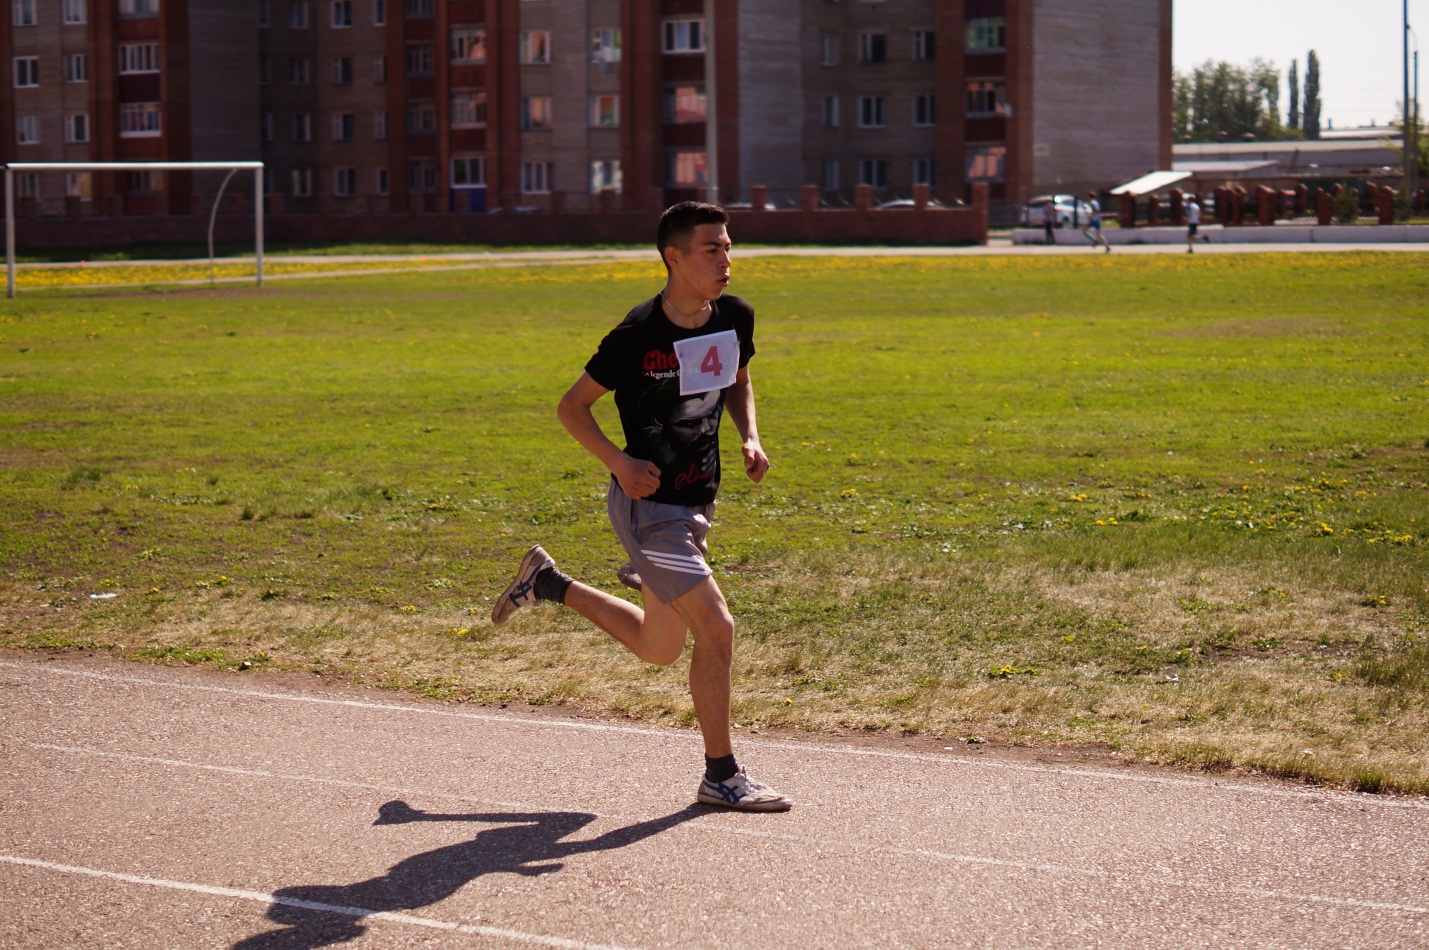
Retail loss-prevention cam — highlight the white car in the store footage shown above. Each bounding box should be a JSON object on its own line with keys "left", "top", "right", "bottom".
{"left": 1020, "top": 194, "right": 1097, "bottom": 228}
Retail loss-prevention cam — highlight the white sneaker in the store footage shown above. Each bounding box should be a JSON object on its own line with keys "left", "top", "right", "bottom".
{"left": 491, "top": 545, "right": 554, "bottom": 625}
{"left": 697, "top": 767, "right": 793, "bottom": 812}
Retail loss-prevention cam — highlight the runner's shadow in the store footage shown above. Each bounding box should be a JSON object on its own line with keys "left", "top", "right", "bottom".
{"left": 233, "top": 801, "right": 705, "bottom": 949}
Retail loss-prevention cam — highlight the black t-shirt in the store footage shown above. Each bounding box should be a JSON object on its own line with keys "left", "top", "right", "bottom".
{"left": 585, "top": 294, "right": 755, "bottom": 507}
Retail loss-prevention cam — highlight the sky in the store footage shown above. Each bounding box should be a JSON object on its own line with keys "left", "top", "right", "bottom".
{"left": 1174, "top": 0, "right": 1424, "bottom": 129}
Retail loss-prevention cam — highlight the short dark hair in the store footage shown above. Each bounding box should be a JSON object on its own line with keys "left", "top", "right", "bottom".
{"left": 657, "top": 201, "right": 728, "bottom": 262}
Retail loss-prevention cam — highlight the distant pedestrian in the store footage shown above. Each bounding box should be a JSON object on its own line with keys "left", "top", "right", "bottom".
{"left": 1040, "top": 201, "right": 1055, "bottom": 245}
{"left": 1186, "top": 196, "right": 1202, "bottom": 253}
{"left": 1082, "top": 192, "right": 1110, "bottom": 253}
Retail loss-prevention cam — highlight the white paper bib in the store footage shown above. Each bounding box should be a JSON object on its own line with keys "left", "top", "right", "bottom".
{"left": 673, "top": 329, "right": 739, "bottom": 395}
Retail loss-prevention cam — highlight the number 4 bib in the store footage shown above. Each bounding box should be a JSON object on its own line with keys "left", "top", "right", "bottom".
{"left": 673, "top": 329, "right": 739, "bottom": 396}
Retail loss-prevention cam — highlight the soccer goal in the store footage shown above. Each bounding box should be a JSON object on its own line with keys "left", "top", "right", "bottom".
{"left": 4, "top": 161, "right": 265, "bottom": 298}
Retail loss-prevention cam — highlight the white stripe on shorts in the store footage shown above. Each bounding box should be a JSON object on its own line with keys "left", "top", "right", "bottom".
{"left": 641, "top": 549, "right": 712, "bottom": 576}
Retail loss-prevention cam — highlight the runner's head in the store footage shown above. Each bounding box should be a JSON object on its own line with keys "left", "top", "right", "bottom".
{"left": 658, "top": 202, "right": 730, "bottom": 274}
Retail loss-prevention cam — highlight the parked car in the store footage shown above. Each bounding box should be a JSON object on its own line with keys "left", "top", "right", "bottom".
{"left": 873, "top": 197, "right": 966, "bottom": 210}
{"left": 1020, "top": 194, "right": 1096, "bottom": 228}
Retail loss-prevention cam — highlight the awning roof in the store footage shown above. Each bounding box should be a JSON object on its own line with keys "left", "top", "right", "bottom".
{"left": 1173, "top": 159, "right": 1279, "bottom": 175}
{"left": 1109, "top": 170, "right": 1193, "bottom": 196}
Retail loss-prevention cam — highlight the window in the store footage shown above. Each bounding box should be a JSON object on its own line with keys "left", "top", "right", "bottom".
{"left": 405, "top": 43, "right": 433, "bottom": 75}
{"left": 965, "top": 79, "right": 1006, "bottom": 116}
{"left": 668, "top": 151, "right": 707, "bottom": 186}
{"left": 376, "top": 168, "right": 389, "bottom": 195}
{"left": 333, "top": 167, "right": 357, "bottom": 196}
{"left": 521, "top": 161, "right": 554, "bottom": 194}
{"left": 591, "top": 28, "right": 621, "bottom": 64}
{"left": 913, "top": 94, "right": 934, "bottom": 127}
{"left": 664, "top": 85, "right": 705, "bottom": 123}
{"left": 65, "top": 112, "right": 88, "bottom": 142}
{"left": 590, "top": 95, "right": 618, "bottom": 128}
{"left": 590, "top": 159, "right": 621, "bottom": 193}
{"left": 404, "top": 0, "right": 432, "bottom": 16}
{"left": 65, "top": 172, "right": 91, "bottom": 199}
{"left": 292, "top": 113, "right": 311, "bottom": 141}
{"left": 913, "top": 157, "right": 934, "bottom": 186}
{"left": 289, "top": 0, "right": 309, "bottom": 28}
{"left": 331, "top": 112, "right": 354, "bottom": 140}
{"left": 965, "top": 145, "right": 1006, "bottom": 182}
{"left": 374, "top": 110, "right": 387, "bottom": 139}
{"left": 65, "top": 53, "right": 88, "bottom": 82}
{"left": 119, "top": 44, "right": 160, "bottom": 74}
{"left": 125, "top": 170, "right": 162, "bottom": 193}
{"left": 406, "top": 100, "right": 435, "bottom": 134}
{"left": 12, "top": 0, "right": 36, "bottom": 26}
{"left": 290, "top": 57, "right": 311, "bottom": 84}
{"left": 520, "top": 32, "right": 550, "bottom": 65}
{"left": 260, "top": 53, "right": 272, "bottom": 84}
{"left": 258, "top": 0, "right": 269, "bottom": 26}
{"left": 452, "top": 155, "right": 485, "bottom": 187}
{"left": 451, "top": 90, "right": 486, "bottom": 128}
{"left": 118, "top": 0, "right": 158, "bottom": 15}
{"left": 966, "top": 17, "right": 1006, "bottom": 52}
{"left": 409, "top": 160, "right": 436, "bottom": 191}
{"left": 16, "top": 114, "right": 40, "bottom": 144}
{"left": 452, "top": 28, "right": 486, "bottom": 63}
{"left": 913, "top": 29, "right": 934, "bottom": 62}
{"left": 520, "top": 97, "right": 551, "bottom": 131}
{"left": 821, "top": 95, "right": 839, "bottom": 128}
{"left": 332, "top": 56, "right": 353, "bottom": 84}
{"left": 331, "top": 0, "right": 351, "bottom": 26}
{"left": 119, "top": 102, "right": 162, "bottom": 137}
{"left": 857, "top": 159, "right": 888, "bottom": 188}
{"left": 13, "top": 56, "right": 39, "bottom": 88}
{"left": 820, "top": 33, "right": 838, "bottom": 66}
{"left": 821, "top": 157, "right": 839, "bottom": 191}
{"left": 859, "top": 33, "right": 886, "bottom": 65}
{"left": 663, "top": 19, "right": 703, "bottom": 53}
{"left": 63, "top": 0, "right": 85, "bottom": 23}
{"left": 261, "top": 112, "right": 273, "bottom": 141}
{"left": 292, "top": 168, "right": 313, "bottom": 197}
{"left": 858, "top": 96, "right": 885, "bottom": 128}
{"left": 373, "top": 0, "right": 384, "bottom": 25}
{"left": 374, "top": 56, "right": 386, "bottom": 83}
{"left": 15, "top": 173, "right": 39, "bottom": 199}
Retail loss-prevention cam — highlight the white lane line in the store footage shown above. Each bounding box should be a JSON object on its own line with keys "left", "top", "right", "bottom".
{"left": 0, "top": 854, "right": 637, "bottom": 950}
{"left": 29, "top": 742, "right": 1429, "bottom": 920}
{"left": 7, "top": 659, "right": 1428, "bottom": 810}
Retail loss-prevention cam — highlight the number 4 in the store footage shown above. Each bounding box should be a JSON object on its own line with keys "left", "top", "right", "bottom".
{"left": 700, "top": 345, "right": 723, "bottom": 377}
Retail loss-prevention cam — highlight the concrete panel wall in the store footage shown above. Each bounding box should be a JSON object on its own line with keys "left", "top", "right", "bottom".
{"left": 1030, "top": 0, "right": 1164, "bottom": 195}
{"left": 736, "top": 0, "right": 803, "bottom": 202}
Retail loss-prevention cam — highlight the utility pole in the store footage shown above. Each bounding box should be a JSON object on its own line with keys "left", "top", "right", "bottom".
{"left": 1407, "top": 1, "right": 1419, "bottom": 207}
{"left": 704, "top": 0, "right": 720, "bottom": 205}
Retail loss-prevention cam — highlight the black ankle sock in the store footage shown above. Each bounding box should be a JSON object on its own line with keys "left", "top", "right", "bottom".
{"left": 704, "top": 754, "right": 739, "bottom": 784}
{"left": 532, "top": 566, "right": 573, "bottom": 605}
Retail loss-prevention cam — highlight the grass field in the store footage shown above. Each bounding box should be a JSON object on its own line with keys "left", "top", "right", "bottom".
{"left": 3, "top": 251, "right": 1426, "bottom": 792}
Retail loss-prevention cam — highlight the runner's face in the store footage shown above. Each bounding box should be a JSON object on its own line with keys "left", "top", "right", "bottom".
{"left": 671, "top": 224, "right": 732, "bottom": 301}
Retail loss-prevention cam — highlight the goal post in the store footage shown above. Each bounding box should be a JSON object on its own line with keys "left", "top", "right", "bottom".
{"left": 4, "top": 161, "right": 265, "bottom": 298}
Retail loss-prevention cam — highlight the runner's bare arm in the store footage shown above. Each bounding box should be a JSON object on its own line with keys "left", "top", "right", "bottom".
{"left": 557, "top": 372, "right": 663, "bottom": 499}
{"left": 725, "top": 366, "right": 770, "bottom": 483}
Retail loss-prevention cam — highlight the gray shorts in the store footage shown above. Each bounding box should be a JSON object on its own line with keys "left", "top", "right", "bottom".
{"left": 607, "top": 480, "right": 714, "bottom": 605}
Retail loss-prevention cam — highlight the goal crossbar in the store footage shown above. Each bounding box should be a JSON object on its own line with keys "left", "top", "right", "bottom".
{"left": 4, "top": 161, "right": 265, "bottom": 298}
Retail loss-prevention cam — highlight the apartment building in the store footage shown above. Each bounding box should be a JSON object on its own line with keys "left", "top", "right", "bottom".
{"left": 3, "top": 0, "right": 1169, "bottom": 226}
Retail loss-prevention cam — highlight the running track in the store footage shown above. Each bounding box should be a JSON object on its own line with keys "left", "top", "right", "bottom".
{"left": 2, "top": 653, "right": 1426, "bottom": 948}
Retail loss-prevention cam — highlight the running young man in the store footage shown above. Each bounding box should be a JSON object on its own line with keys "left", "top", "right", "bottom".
{"left": 1082, "top": 192, "right": 1111, "bottom": 253}
{"left": 491, "top": 201, "right": 792, "bottom": 812}
{"left": 1186, "top": 195, "right": 1202, "bottom": 253}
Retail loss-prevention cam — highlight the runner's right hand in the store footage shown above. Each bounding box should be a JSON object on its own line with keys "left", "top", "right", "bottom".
{"left": 613, "top": 455, "right": 662, "bottom": 499}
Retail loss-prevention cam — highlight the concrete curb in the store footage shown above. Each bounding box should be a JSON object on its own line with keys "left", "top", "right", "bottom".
{"left": 1013, "top": 224, "right": 1429, "bottom": 246}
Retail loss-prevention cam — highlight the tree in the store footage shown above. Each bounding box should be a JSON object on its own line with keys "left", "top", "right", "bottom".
{"left": 1172, "top": 58, "right": 1300, "bottom": 142}
{"left": 1288, "top": 60, "right": 1300, "bottom": 131}
{"left": 1303, "top": 50, "right": 1322, "bottom": 140}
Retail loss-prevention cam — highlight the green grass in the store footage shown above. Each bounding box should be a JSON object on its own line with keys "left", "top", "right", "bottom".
{"left": 2, "top": 251, "right": 1427, "bottom": 791}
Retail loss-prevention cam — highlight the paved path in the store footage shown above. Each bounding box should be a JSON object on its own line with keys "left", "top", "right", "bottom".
{"left": 3, "top": 654, "right": 1426, "bottom": 948}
